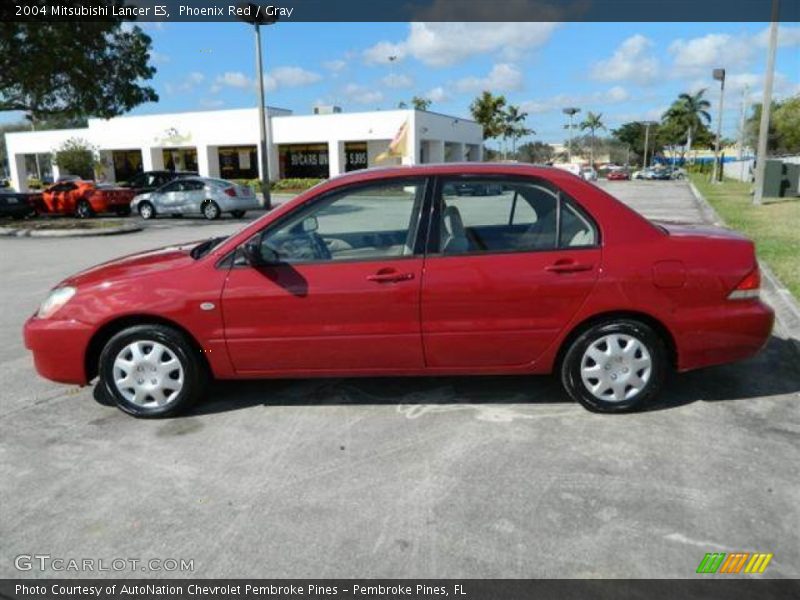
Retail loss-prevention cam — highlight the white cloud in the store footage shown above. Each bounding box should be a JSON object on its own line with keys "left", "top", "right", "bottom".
{"left": 454, "top": 63, "right": 524, "bottom": 93}
{"left": 323, "top": 59, "right": 347, "bottom": 73}
{"left": 425, "top": 86, "right": 449, "bottom": 103}
{"left": 519, "top": 86, "right": 631, "bottom": 115}
{"left": 343, "top": 83, "right": 384, "bottom": 105}
{"left": 591, "top": 34, "right": 660, "bottom": 86}
{"left": 215, "top": 67, "right": 321, "bottom": 93}
{"left": 382, "top": 73, "right": 414, "bottom": 88}
{"left": 668, "top": 33, "right": 754, "bottom": 77}
{"left": 216, "top": 71, "right": 252, "bottom": 89}
{"left": 165, "top": 71, "right": 205, "bottom": 94}
{"left": 364, "top": 22, "right": 557, "bottom": 67}
{"left": 267, "top": 66, "right": 322, "bottom": 89}
{"left": 755, "top": 24, "right": 800, "bottom": 47}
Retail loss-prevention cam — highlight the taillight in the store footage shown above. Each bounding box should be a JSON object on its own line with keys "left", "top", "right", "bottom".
{"left": 224, "top": 187, "right": 236, "bottom": 197}
{"left": 728, "top": 267, "right": 760, "bottom": 300}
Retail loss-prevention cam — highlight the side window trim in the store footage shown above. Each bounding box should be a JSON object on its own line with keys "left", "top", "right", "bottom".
{"left": 427, "top": 174, "right": 600, "bottom": 258}
{"left": 221, "top": 176, "right": 433, "bottom": 269}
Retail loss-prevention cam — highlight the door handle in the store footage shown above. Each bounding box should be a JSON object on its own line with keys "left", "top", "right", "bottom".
{"left": 367, "top": 271, "right": 415, "bottom": 283}
{"left": 545, "top": 261, "right": 594, "bottom": 273}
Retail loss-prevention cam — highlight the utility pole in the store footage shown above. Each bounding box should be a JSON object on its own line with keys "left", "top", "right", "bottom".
{"left": 562, "top": 107, "right": 580, "bottom": 163}
{"left": 239, "top": 3, "right": 277, "bottom": 210}
{"left": 711, "top": 68, "right": 726, "bottom": 184}
{"left": 642, "top": 121, "right": 654, "bottom": 169}
{"left": 754, "top": 0, "right": 779, "bottom": 205}
{"left": 737, "top": 84, "right": 749, "bottom": 160}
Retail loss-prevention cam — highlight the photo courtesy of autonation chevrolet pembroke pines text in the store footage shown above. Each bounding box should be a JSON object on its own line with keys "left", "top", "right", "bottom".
{"left": 1, "top": 0, "right": 799, "bottom": 598}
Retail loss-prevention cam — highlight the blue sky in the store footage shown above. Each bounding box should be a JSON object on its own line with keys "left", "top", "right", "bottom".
{"left": 7, "top": 22, "right": 800, "bottom": 145}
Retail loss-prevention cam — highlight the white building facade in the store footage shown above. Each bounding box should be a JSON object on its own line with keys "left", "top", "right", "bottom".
{"left": 5, "top": 107, "right": 483, "bottom": 191}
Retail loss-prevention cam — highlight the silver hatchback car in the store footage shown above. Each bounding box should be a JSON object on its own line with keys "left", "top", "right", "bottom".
{"left": 131, "top": 176, "right": 261, "bottom": 220}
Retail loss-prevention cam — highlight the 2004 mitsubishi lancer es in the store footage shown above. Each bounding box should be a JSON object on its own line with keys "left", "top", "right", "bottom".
{"left": 24, "top": 163, "right": 774, "bottom": 417}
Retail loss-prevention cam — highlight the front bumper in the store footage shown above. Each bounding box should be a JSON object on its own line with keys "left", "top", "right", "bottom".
{"left": 23, "top": 315, "right": 94, "bottom": 385}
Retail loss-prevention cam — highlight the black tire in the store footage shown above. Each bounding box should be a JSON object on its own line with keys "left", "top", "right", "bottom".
{"left": 231, "top": 210, "right": 246, "bottom": 219}
{"left": 97, "top": 324, "right": 207, "bottom": 418}
{"left": 75, "top": 199, "right": 94, "bottom": 219}
{"left": 202, "top": 200, "right": 221, "bottom": 220}
{"left": 138, "top": 201, "right": 156, "bottom": 220}
{"left": 560, "top": 319, "right": 667, "bottom": 413}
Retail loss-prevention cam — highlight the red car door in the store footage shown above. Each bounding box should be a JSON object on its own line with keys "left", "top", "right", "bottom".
{"left": 421, "top": 176, "right": 601, "bottom": 369}
{"left": 221, "top": 178, "right": 429, "bottom": 374}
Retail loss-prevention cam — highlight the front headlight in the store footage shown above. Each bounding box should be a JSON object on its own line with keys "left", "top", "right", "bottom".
{"left": 37, "top": 286, "right": 76, "bottom": 319}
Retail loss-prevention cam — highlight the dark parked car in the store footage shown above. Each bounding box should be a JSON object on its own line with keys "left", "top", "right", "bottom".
{"left": 122, "top": 170, "right": 198, "bottom": 194}
{"left": 0, "top": 190, "right": 39, "bottom": 219}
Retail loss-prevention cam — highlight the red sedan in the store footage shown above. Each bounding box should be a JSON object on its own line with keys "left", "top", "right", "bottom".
{"left": 40, "top": 180, "right": 135, "bottom": 217}
{"left": 24, "top": 164, "right": 773, "bottom": 417}
{"left": 606, "top": 169, "right": 630, "bottom": 181}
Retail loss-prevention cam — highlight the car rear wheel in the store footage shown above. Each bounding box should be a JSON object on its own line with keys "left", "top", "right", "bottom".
{"left": 75, "top": 199, "right": 94, "bottom": 219}
{"left": 231, "top": 210, "right": 246, "bottom": 218}
{"left": 202, "top": 200, "right": 221, "bottom": 220}
{"left": 98, "top": 324, "right": 207, "bottom": 418}
{"left": 560, "top": 319, "right": 666, "bottom": 413}
{"left": 138, "top": 201, "right": 155, "bottom": 220}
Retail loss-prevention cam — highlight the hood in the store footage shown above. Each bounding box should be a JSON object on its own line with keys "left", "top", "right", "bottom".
{"left": 62, "top": 242, "right": 200, "bottom": 288}
{"left": 655, "top": 221, "right": 750, "bottom": 242}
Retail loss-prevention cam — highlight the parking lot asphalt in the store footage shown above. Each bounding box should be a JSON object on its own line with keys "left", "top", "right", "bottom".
{"left": 1, "top": 181, "right": 798, "bottom": 578}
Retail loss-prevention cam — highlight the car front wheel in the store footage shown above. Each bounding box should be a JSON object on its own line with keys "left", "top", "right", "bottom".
{"left": 560, "top": 319, "right": 666, "bottom": 412}
{"left": 97, "top": 324, "right": 207, "bottom": 417}
{"left": 138, "top": 201, "right": 155, "bottom": 219}
{"left": 202, "top": 200, "right": 221, "bottom": 220}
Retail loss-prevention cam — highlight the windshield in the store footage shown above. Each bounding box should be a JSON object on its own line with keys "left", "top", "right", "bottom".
{"left": 190, "top": 236, "right": 228, "bottom": 259}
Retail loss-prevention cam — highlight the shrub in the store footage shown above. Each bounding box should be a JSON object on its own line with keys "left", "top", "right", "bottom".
{"left": 231, "top": 177, "right": 326, "bottom": 192}
{"left": 52, "top": 138, "right": 99, "bottom": 180}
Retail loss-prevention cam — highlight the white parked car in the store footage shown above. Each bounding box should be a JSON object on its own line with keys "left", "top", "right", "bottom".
{"left": 580, "top": 166, "right": 598, "bottom": 181}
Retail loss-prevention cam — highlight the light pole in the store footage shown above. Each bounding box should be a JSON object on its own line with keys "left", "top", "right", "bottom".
{"left": 754, "top": 0, "right": 780, "bottom": 205}
{"left": 562, "top": 107, "right": 580, "bottom": 163}
{"left": 642, "top": 121, "right": 656, "bottom": 169}
{"left": 711, "top": 68, "right": 726, "bottom": 183}
{"left": 239, "top": 4, "right": 277, "bottom": 209}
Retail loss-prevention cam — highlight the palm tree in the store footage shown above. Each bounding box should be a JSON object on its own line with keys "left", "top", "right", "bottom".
{"left": 469, "top": 91, "right": 508, "bottom": 141}
{"left": 662, "top": 89, "right": 712, "bottom": 159}
{"left": 503, "top": 105, "right": 533, "bottom": 159}
{"left": 580, "top": 111, "right": 606, "bottom": 166}
{"left": 411, "top": 96, "right": 431, "bottom": 111}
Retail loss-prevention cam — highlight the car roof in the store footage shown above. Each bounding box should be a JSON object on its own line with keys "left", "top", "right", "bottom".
{"left": 326, "top": 162, "right": 581, "bottom": 185}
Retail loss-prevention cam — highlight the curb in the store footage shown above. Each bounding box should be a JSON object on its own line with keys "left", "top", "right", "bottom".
{"left": 0, "top": 224, "right": 142, "bottom": 238}
{"left": 688, "top": 181, "right": 800, "bottom": 357}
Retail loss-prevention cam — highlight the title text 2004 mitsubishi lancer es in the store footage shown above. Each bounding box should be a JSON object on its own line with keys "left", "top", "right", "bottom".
{"left": 24, "top": 164, "right": 773, "bottom": 417}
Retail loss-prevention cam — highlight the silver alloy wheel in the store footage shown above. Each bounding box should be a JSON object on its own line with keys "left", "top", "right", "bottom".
{"left": 580, "top": 333, "right": 652, "bottom": 403}
{"left": 139, "top": 203, "right": 153, "bottom": 219}
{"left": 203, "top": 201, "right": 219, "bottom": 219}
{"left": 112, "top": 340, "right": 184, "bottom": 407}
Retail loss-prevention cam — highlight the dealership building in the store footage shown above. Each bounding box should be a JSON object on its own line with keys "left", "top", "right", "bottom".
{"left": 5, "top": 106, "right": 484, "bottom": 191}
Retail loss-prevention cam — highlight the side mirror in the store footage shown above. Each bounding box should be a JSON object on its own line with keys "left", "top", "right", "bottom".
{"left": 242, "top": 236, "right": 278, "bottom": 266}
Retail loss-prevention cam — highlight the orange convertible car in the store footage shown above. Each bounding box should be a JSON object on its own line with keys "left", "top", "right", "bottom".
{"left": 40, "top": 180, "right": 135, "bottom": 218}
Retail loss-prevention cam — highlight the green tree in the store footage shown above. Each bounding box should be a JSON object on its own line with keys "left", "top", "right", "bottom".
{"left": 469, "top": 91, "right": 508, "bottom": 141}
{"left": 52, "top": 138, "right": 99, "bottom": 180}
{"left": 662, "top": 89, "right": 712, "bottom": 157}
{"left": 0, "top": 9, "right": 158, "bottom": 120}
{"left": 580, "top": 111, "right": 606, "bottom": 166}
{"left": 746, "top": 96, "right": 800, "bottom": 154}
{"left": 411, "top": 96, "right": 431, "bottom": 111}
{"left": 517, "top": 141, "right": 554, "bottom": 164}
{"left": 502, "top": 105, "right": 533, "bottom": 158}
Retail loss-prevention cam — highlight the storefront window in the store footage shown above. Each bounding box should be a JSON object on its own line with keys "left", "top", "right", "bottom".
{"left": 112, "top": 149, "right": 143, "bottom": 183}
{"left": 218, "top": 145, "right": 258, "bottom": 179}
{"left": 344, "top": 142, "right": 368, "bottom": 172}
{"left": 162, "top": 147, "right": 198, "bottom": 172}
{"left": 278, "top": 143, "right": 329, "bottom": 179}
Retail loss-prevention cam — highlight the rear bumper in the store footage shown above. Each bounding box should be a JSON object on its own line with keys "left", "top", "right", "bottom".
{"left": 220, "top": 196, "right": 261, "bottom": 211}
{"left": 23, "top": 316, "right": 94, "bottom": 385}
{"left": 675, "top": 300, "right": 775, "bottom": 371}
